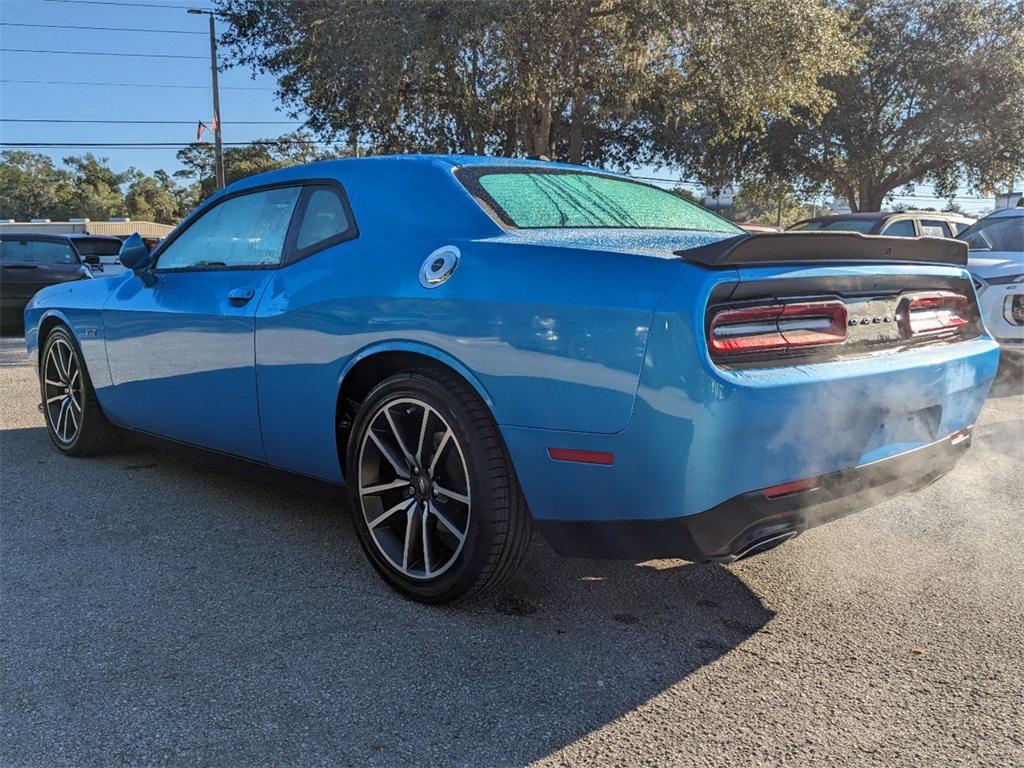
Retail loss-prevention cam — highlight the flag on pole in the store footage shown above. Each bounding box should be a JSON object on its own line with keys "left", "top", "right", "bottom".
{"left": 196, "top": 121, "right": 207, "bottom": 141}
{"left": 210, "top": 115, "right": 219, "bottom": 134}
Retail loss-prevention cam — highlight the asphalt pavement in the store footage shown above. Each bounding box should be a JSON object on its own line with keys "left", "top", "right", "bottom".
{"left": 1, "top": 333, "right": 1022, "bottom": 767}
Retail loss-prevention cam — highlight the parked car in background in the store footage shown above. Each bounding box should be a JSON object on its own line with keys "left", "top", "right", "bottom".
{"left": 22, "top": 156, "right": 1000, "bottom": 603}
{"left": 1, "top": 233, "right": 94, "bottom": 326}
{"left": 959, "top": 205, "right": 1024, "bottom": 360}
{"left": 789, "top": 211, "right": 974, "bottom": 238}
{"left": 738, "top": 223, "right": 783, "bottom": 234}
{"left": 66, "top": 234, "right": 126, "bottom": 276}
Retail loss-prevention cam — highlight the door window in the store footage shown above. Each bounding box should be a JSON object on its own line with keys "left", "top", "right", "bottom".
{"left": 881, "top": 219, "right": 916, "bottom": 237}
{"left": 920, "top": 220, "right": 953, "bottom": 238}
{"left": 0, "top": 238, "right": 78, "bottom": 264}
{"left": 157, "top": 186, "right": 301, "bottom": 270}
{"left": 295, "top": 186, "right": 353, "bottom": 251}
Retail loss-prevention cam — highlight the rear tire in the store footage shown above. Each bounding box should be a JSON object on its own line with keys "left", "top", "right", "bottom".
{"left": 40, "top": 325, "right": 118, "bottom": 456}
{"left": 346, "top": 369, "right": 531, "bottom": 604}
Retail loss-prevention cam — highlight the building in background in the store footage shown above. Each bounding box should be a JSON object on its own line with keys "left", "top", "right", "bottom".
{"left": 0, "top": 218, "right": 175, "bottom": 240}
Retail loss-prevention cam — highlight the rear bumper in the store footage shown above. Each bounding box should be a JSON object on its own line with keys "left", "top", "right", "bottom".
{"left": 535, "top": 428, "right": 972, "bottom": 561}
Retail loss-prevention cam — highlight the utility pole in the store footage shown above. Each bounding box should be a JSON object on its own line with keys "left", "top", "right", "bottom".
{"left": 189, "top": 9, "right": 225, "bottom": 190}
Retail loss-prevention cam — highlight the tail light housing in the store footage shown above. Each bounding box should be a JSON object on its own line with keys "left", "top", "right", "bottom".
{"left": 709, "top": 300, "right": 847, "bottom": 358}
{"left": 898, "top": 291, "right": 970, "bottom": 337}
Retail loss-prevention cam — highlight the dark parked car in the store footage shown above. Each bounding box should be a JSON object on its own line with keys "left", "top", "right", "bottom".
{"left": 789, "top": 211, "right": 974, "bottom": 238}
{"left": 1, "top": 233, "right": 95, "bottom": 325}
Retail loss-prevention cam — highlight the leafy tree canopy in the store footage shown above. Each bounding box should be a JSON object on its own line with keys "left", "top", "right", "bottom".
{"left": 762, "top": 0, "right": 1024, "bottom": 211}
{"left": 215, "top": 0, "right": 856, "bottom": 172}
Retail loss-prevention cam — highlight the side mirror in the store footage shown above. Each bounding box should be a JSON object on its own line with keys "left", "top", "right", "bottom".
{"left": 119, "top": 233, "right": 156, "bottom": 286}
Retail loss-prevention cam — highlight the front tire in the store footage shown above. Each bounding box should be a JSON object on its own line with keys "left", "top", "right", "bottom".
{"left": 39, "top": 325, "right": 118, "bottom": 456}
{"left": 346, "top": 370, "right": 531, "bottom": 604}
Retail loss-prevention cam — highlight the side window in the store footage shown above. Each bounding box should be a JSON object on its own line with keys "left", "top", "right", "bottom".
{"left": 294, "top": 186, "right": 353, "bottom": 252}
{"left": 920, "top": 219, "right": 953, "bottom": 238}
{"left": 157, "top": 186, "right": 301, "bottom": 270}
{"left": 0, "top": 239, "right": 77, "bottom": 264}
{"left": 881, "top": 219, "right": 916, "bottom": 237}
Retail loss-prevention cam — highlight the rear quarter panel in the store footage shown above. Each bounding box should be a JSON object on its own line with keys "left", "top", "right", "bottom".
{"left": 254, "top": 236, "right": 682, "bottom": 481}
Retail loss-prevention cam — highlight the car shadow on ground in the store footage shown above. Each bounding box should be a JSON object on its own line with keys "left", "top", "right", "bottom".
{"left": 1, "top": 424, "right": 773, "bottom": 767}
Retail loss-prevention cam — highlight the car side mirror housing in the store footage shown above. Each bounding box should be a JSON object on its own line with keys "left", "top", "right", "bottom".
{"left": 82, "top": 254, "right": 101, "bottom": 265}
{"left": 119, "top": 233, "right": 156, "bottom": 286}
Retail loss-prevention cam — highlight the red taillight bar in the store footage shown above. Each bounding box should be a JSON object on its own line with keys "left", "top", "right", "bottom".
{"left": 709, "top": 300, "right": 847, "bottom": 357}
{"left": 899, "top": 291, "right": 970, "bottom": 337}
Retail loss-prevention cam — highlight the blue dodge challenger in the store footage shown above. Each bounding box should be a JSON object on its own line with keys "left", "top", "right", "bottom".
{"left": 24, "top": 156, "right": 1000, "bottom": 603}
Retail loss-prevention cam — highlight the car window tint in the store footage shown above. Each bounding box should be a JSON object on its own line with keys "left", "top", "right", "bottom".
{"left": 474, "top": 172, "right": 740, "bottom": 233}
{"left": 959, "top": 215, "right": 1024, "bottom": 251}
{"left": 295, "top": 187, "right": 351, "bottom": 250}
{"left": 158, "top": 186, "right": 301, "bottom": 270}
{"left": 920, "top": 220, "right": 952, "bottom": 238}
{"left": 819, "top": 219, "right": 877, "bottom": 233}
{"left": 72, "top": 237, "right": 123, "bottom": 256}
{"left": 0, "top": 239, "right": 77, "bottom": 264}
{"left": 881, "top": 220, "right": 916, "bottom": 237}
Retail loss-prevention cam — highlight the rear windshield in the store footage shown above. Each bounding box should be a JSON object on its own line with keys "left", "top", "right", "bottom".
{"left": 791, "top": 219, "right": 877, "bottom": 233}
{"left": 72, "top": 237, "right": 123, "bottom": 256}
{"left": 0, "top": 238, "right": 79, "bottom": 265}
{"left": 958, "top": 215, "right": 1023, "bottom": 252}
{"left": 463, "top": 169, "right": 740, "bottom": 233}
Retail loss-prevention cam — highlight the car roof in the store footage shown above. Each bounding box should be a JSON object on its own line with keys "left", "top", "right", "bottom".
{"left": 204, "top": 154, "right": 681, "bottom": 242}
{"left": 979, "top": 206, "right": 1024, "bottom": 219}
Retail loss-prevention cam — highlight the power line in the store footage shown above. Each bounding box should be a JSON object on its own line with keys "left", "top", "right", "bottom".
{"left": 1, "top": 47, "right": 207, "bottom": 60}
{"left": 0, "top": 22, "right": 205, "bottom": 35}
{"left": 0, "top": 78, "right": 274, "bottom": 91}
{"left": 44, "top": 0, "right": 215, "bottom": 10}
{"left": 1, "top": 119, "right": 301, "bottom": 125}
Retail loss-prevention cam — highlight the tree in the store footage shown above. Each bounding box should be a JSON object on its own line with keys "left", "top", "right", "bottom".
{"left": 0, "top": 151, "right": 74, "bottom": 221}
{"left": 62, "top": 154, "right": 130, "bottom": 220}
{"left": 125, "top": 169, "right": 185, "bottom": 224}
{"left": 764, "top": 0, "right": 1024, "bottom": 211}
{"left": 730, "top": 181, "right": 814, "bottom": 228}
{"left": 175, "top": 131, "right": 339, "bottom": 201}
{"left": 215, "top": 0, "right": 856, "bottom": 169}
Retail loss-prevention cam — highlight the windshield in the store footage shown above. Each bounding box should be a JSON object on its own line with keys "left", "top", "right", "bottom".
{"left": 72, "top": 237, "right": 123, "bottom": 257}
{"left": 463, "top": 169, "right": 740, "bottom": 233}
{"left": 790, "top": 219, "right": 878, "bottom": 233}
{"left": 958, "top": 215, "right": 1024, "bottom": 252}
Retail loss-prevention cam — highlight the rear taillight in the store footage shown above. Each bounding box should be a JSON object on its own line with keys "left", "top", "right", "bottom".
{"left": 709, "top": 300, "right": 847, "bottom": 358}
{"left": 898, "top": 292, "right": 970, "bottom": 337}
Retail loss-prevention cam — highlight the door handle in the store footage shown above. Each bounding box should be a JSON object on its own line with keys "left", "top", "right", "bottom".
{"left": 227, "top": 287, "right": 256, "bottom": 305}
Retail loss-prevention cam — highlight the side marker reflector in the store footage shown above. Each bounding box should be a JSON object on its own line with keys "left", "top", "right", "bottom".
{"left": 547, "top": 448, "right": 615, "bottom": 465}
{"left": 763, "top": 477, "right": 820, "bottom": 499}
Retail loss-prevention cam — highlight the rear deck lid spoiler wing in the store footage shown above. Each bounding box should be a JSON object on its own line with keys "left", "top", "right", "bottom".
{"left": 677, "top": 231, "right": 968, "bottom": 268}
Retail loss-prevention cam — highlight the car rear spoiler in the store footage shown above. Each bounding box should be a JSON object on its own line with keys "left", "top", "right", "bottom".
{"left": 677, "top": 231, "right": 968, "bottom": 268}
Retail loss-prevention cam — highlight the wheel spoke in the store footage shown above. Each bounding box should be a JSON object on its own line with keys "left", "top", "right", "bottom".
{"left": 415, "top": 405, "right": 430, "bottom": 465}
{"left": 44, "top": 378, "right": 63, "bottom": 388}
{"left": 360, "top": 478, "right": 410, "bottom": 496}
{"left": 429, "top": 501, "right": 465, "bottom": 543}
{"left": 367, "top": 429, "right": 409, "bottom": 479}
{"left": 55, "top": 345, "right": 70, "bottom": 382}
{"left": 57, "top": 398, "right": 70, "bottom": 440}
{"left": 67, "top": 399, "right": 79, "bottom": 431}
{"left": 428, "top": 428, "right": 452, "bottom": 476}
{"left": 69, "top": 369, "right": 80, "bottom": 388}
{"left": 46, "top": 394, "right": 64, "bottom": 404}
{"left": 421, "top": 505, "right": 432, "bottom": 576}
{"left": 383, "top": 406, "right": 415, "bottom": 466}
{"left": 433, "top": 484, "right": 469, "bottom": 505}
{"left": 401, "top": 504, "right": 416, "bottom": 571}
{"left": 368, "top": 499, "right": 412, "bottom": 530}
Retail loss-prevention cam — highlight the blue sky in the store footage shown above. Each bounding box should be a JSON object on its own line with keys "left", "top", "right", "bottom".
{"left": 0, "top": 0, "right": 1000, "bottom": 214}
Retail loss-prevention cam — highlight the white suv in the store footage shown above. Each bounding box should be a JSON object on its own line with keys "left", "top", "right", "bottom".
{"left": 960, "top": 205, "right": 1024, "bottom": 359}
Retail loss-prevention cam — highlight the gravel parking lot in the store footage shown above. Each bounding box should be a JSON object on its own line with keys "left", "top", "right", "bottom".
{"left": 1, "top": 333, "right": 1022, "bottom": 767}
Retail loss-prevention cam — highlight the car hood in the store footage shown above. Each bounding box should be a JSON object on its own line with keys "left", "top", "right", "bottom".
{"left": 967, "top": 251, "right": 1024, "bottom": 280}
